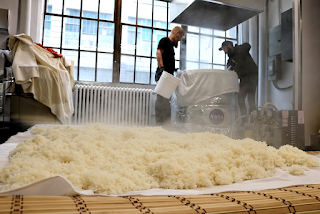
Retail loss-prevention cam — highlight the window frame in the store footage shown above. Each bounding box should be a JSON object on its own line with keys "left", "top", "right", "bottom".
{"left": 119, "top": 0, "right": 171, "bottom": 85}
{"left": 42, "top": 0, "right": 116, "bottom": 82}
{"left": 185, "top": 27, "right": 239, "bottom": 70}
{"left": 42, "top": 0, "right": 238, "bottom": 85}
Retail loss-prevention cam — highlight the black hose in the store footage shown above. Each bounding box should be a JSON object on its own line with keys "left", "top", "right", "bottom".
{"left": 272, "top": 80, "right": 292, "bottom": 90}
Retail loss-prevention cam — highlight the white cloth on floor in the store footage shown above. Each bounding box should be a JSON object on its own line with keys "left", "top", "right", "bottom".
{"left": 8, "top": 34, "right": 74, "bottom": 124}
{"left": 176, "top": 69, "right": 239, "bottom": 107}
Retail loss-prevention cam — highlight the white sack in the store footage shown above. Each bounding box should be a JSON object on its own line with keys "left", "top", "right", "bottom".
{"left": 176, "top": 69, "right": 239, "bottom": 107}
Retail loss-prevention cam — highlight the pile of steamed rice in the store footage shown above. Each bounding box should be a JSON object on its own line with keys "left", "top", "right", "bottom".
{"left": 0, "top": 124, "right": 318, "bottom": 195}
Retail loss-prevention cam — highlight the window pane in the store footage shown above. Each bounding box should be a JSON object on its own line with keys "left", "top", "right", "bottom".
{"left": 82, "top": 0, "right": 98, "bottom": 18}
{"left": 200, "top": 63, "right": 212, "bottom": 69}
{"left": 226, "top": 26, "right": 237, "bottom": 39}
{"left": 122, "top": 0, "right": 137, "bottom": 24}
{"left": 46, "top": 0, "right": 62, "bottom": 14}
{"left": 200, "top": 28, "right": 212, "bottom": 35}
{"left": 121, "top": 25, "right": 136, "bottom": 55}
{"left": 153, "top": 1, "right": 167, "bottom": 29}
{"left": 62, "top": 50, "right": 79, "bottom": 80}
{"left": 213, "top": 38, "right": 226, "bottom": 64}
{"left": 175, "top": 60, "right": 180, "bottom": 71}
{"left": 152, "top": 30, "right": 166, "bottom": 57}
{"left": 53, "top": 48, "right": 60, "bottom": 53}
{"left": 186, "top": 61, "right": 198, "bottom": 70}
{"left": 63, "top": 17, "right": 80, "bottom": 49}
{"left": 64, "top": 0, "right": 80, "bottom": 16}
{"left": 43, "top": 15, "right": 62, "bottom": 48}
{"left": 232, "top": 40, "right": 238, "bottom": 45}
{"left": 200, "top": 35, "right": 212, "bottom": 63}
{"left": 213, "top": 65, "right": 226, "bottom": 70}
{"left": 138, "top": 0, "right": 152, "bottom": 27}
{"left": 79, "top": 51, "right": 96, "bottom": 81}
{"left": 214, "top": 30, "right": 225, "bottom": 37}
{"left": 151, "top": 58, "right": 157, "bottom": 85}
{"left": 100, "top": 0, "right": 114, "bottom": 21}
{"left": 120, "top": 55, "right": 134, "bottom": 83}
{"left": 186, "top": 33, "right": 199, "bottom": 61}
{"left": 98, "top": 22, "right": 114, "bottom": 52}
{"left": 137, "top": 28, "right": 151, "bottom": 56}
{"left": 175, "top": 45, "right": 180, "bottom": 61}
{"left": 188, "top": 26, "right": 199, "bottom": 33}
{"left": 80, "top": 20, "right": 97, "bottom": 51}
{"left": 97, "top": 53, "right": 113, "bottom": 82}
{"left": 135, "top": 57, "right": 150, "bottom": 84}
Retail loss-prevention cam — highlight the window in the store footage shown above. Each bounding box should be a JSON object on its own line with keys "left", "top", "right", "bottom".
{"left": 186, "top": 26, "right": 238, "bottom": 70}
{"left": 43, "top": 0, "right": 238, "bottom": 85}
{"left": 120, "top": 0, "right": 171, "bottom": 84}
{"left": 98, "top": 22, "right": 114, "bottom": 52}
{"left": 43, "top": 0, "right": 115, "bottom": 82}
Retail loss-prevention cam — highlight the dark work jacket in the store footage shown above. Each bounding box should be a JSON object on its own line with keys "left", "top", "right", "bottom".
{"left": 227, "top": 43, "right": 258, "bottom": 79}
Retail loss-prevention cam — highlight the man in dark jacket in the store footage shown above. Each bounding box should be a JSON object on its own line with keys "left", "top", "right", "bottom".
{"left": 155, "top": 26, "right": 184, "bottom": 128}
{"left": 219, "top": 41, "right": 258, "bottom": 117}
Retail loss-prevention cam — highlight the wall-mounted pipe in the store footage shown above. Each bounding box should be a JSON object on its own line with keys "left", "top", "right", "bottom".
{"left": 18, "top": 0, "right": 31, "bottom": 35}
{"left": 258, "top": 0, "right": 268, "bottom": 107}
{"left": 293, "top": 0, "right": 302, "bottom": 110}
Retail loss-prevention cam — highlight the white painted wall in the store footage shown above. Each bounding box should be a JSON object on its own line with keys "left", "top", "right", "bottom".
{"left": 0, "top": 0, "right": 19, "bottom": 49}
{"left": 281, "top": 0, "right": 292, "bottom": 12}
{"left": 265, "top": 0, "right": 293, "bottom": 110}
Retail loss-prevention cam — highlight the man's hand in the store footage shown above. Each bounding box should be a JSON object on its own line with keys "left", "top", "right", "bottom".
{"left": 155, "top": 67, "right": 165, "bottom": 82}
{"left": 227, "top": 59, "right": 237, "bottom": 70}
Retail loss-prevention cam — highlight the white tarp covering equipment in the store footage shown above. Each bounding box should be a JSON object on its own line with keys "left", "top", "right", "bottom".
{"left": 176, "top": 69, "right": 239, "bottom": 107}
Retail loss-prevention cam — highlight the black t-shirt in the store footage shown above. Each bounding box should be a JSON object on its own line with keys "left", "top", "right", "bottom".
{"left": 157, "top": 37, "right": 175, "bottom": 74}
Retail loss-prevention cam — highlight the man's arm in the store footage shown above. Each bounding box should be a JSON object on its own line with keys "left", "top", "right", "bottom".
{"left": 227, "top": 59, "right": 237, "bottom": 70}
{"left": 156, "top": 48, "right": 164, "bottom": 68}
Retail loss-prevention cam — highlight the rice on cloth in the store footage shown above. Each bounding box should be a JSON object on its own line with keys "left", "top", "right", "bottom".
{"left": 0, "top": 124, "right": 318, "bottom": 195}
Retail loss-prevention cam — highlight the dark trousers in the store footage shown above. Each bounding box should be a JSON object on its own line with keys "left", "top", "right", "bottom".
{"left": 155, "top": 94, "right": 171, "bottom": 127}
{"left": 238, "top": 75, "right": 258, "bottom": 116}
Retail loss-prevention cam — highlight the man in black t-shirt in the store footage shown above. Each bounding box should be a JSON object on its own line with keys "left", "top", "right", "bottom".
{"left": 219, "top": 41, "right": 258, "bottom": 118}
{"left": 155, "top": 26, "right": 185, "bottom": 128}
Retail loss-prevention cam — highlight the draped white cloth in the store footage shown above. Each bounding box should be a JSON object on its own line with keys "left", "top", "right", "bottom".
{"left": 8, "top": 34, "right": 74, "bottom": 124}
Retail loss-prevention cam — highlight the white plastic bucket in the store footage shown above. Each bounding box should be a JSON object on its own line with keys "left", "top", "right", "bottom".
{"left": 154, "top": 71, "right": 181, "bottom": 99}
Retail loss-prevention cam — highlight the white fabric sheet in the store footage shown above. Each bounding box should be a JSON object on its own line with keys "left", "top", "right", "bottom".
{"left": 176, "top": 69, "right": 239, "bottom": 107}
{"left": 1, "top": 129, "right": 320, "bottom": 196}
{"left": 8, "top": 34, "right": 74, "bottom": 124}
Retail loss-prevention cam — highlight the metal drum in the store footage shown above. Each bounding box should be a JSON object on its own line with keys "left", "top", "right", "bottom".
{"left": 172, "top": 92, "right": 238, "bottom": 136}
